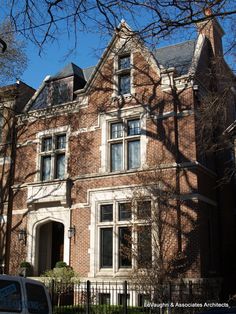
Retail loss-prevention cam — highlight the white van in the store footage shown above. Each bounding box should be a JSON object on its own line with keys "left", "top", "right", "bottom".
{"left": 0, "top": 275, "right": 52, "bottom": 314}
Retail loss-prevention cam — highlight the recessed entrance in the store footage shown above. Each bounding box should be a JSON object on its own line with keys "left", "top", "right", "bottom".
{"left": 37, "top": 221, "right": 64, "bottom": 275}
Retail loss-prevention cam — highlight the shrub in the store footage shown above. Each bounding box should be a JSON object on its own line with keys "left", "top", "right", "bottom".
{"left": 55, "top": 261, "right": 68, "bottom": 268}
{"left": 42, "top": 262, "right": 80, "bottom": 307}
{"left": 20, "top": 261, "right": 31, "bottom": 268}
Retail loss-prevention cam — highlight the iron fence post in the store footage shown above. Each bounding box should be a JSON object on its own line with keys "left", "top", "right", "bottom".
{"left": 189, "top": 280, "right": 193, "bottom": 302}
{"left": 86, "top": 280, "right": 91, "bottom": 314}
{"left": 124, "top": 280, "right": 128, "bottom": 314}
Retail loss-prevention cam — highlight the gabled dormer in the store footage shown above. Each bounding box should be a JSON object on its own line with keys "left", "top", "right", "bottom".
{"left": 26, "top": 63, "right": 95, "bottom": 111}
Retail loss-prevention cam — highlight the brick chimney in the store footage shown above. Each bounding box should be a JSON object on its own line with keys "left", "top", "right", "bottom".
{"left": 197, "top": 10, "right": 224, "bottom": 56}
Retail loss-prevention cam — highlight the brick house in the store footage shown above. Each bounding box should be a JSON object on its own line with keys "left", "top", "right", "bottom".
{"left": 0, "top": 17, "right": 235, "bottom": 299}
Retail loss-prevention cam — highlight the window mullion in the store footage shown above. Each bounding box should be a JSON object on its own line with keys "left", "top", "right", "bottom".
{"left": 123, "top": 139, "right": 126, "bottom": 170}
{"left": 51, "top": 153, "right": 55, "bottom": 180}
{"left": 113, "top": 224, "right": 117, "bottom": 273}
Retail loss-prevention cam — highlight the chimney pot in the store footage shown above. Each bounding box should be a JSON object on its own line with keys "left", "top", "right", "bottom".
{"left": 204, "top": 8, "right": 213, "bottom": 16}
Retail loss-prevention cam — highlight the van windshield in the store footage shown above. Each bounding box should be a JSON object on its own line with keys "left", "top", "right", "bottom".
{"left": 0, "top": 279, "right": 22, "bottom": 312}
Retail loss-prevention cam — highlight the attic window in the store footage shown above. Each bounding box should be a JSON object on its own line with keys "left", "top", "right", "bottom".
{"left": 117, "top": 54, "right": 131, "bottom": 95}
{"left": 118, "top": 55, "right": 130, "bottom": 70}
{"left": 119, "top": 75, "right": 130, "bottom": 95}
{"left": 52, "top": 82, "right": 70, "bottom": 105}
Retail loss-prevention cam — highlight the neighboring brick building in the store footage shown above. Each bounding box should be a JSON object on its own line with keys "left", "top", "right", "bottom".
{"left": 0, "top": 17, "right": 235, "bottom": 299}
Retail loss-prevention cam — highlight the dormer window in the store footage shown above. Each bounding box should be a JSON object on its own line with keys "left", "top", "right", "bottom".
{"left": 117, "top": 54, "right": 131, "bottom": 95}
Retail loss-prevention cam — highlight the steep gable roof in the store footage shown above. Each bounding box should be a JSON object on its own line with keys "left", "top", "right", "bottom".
{"left": 153, "top": 40, "right": 196, "bottom": 75}
{"left": 25, "top": 22, "right": 201, "bottom": 112}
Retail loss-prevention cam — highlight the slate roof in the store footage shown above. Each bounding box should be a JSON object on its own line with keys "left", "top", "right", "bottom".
{"left": 49, "top": 63, "right": 85, "bottom": 81}
{"left": 153, "top": 40, "right": 196, "bottom": 75}
{"left": 83, "top": 66, "right": 96, "bottom": 81}
{"left": 48, "top": 63, "right": 96, "bottom": 82}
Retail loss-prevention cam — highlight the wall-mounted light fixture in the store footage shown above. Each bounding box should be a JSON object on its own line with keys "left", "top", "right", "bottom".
{"left": 68, "top": 226, "right": 76, "bottom": 239}
{"left": 18, "top": 229, "right": 27, "bottom": 244}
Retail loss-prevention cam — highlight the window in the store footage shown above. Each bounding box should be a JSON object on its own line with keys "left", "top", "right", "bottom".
{"left": 101, "top": 204, "right": 113, "bottom": 222}
{"left": 0, "top": 280, "right": 22, "bottom": 312}
{"left": 99, "top": 203, "right": 132, "bottom": 270}
{"left": 118, "top": 293, "right": 130, "bottom": 306}
{"left": 119, "top": 227, "right": 132, "bottom": 267}
{"left": 119, "top": 75, "right": 130, "bottom": 95}
{"left": 137, "top": 201, "right": 151, "bottom": 219}
{"left": 98, "top": 200, "right": 152, "bottom": 272}
{"left": 117, "top": 55, "right": 131, "bottom": 95}
{"left": 100, "top": 228, "right": 113, "bottom": 268}
{"left": 119, "top": 203, "right": 131, "bottom": 221}
{"left": 26, "top": 283, "right": 49, "bottom": 314}
{"left": 52, "top": 82, "right": 70, "bottom": 105}
{"left": 109, "top": 119, "right": 141, "bottom": 172}
{"left": 40, "top": 133, "right": 66, "bottom": 181}
{"left": 137, "top": 226, "right": 152, "bottom": 267}
{"left": 138, "top": 294, "right": 151, "bottom": 307}
{"left": 99, "top": 293, "right": 110, "bottom": 305}
{"left": 119, "top": 55, "right": 130, "bottom": 69}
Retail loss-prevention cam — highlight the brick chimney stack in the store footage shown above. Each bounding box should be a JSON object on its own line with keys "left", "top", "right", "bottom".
{"left": 197, "top": 10, "right": 224, "bottom": 56}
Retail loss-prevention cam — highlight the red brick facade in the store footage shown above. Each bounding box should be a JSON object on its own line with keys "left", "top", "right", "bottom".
{"left": 0, "top": 18, "right": 235, "bottom": 297}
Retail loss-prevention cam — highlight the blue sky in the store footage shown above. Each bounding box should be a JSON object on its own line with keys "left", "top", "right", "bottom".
{"left": 22, "top": 30, "right": 107, "bottom": 89}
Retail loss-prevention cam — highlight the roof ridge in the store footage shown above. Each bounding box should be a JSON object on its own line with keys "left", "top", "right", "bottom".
{"left": 154, "top": 39, "right": 196, "bottom": 51}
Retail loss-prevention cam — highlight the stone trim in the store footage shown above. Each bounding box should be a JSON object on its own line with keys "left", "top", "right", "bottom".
{"left": 17, "top": 98, "right": 88, "bottom": 122}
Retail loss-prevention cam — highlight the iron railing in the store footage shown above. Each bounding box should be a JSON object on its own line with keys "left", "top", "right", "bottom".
{"left": 43, "top": 279, "right": 222, "bottom": 314}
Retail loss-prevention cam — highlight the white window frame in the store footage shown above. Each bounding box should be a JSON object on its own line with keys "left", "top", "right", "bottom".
{"left": 113, "top": 52, "right": 134, "bottom": 97}
{"left": 88, "top": 187, "right": 154, "bottom": 278}
{"left": 36, "top": 126, "right": 70, "bottom": 182}
{"left": 108, "top": 118, "right": 141, "bottom": 172}
{"left": 99, "top": 109, "right": 148, "bottom": 173}
{"left": 94, "top": 198, "right": 152, "bottom": 276}
{"left": 98, "top": 201, "right": 133, "bottom": 271}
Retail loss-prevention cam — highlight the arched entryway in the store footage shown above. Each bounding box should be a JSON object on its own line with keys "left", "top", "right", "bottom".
{"left": 36, "top": 221, "right": 64, "bottom": 275}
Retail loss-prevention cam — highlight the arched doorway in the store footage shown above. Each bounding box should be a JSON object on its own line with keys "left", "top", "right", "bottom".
{"left": 37, "top": 221, "right": 64, "bottom": 275}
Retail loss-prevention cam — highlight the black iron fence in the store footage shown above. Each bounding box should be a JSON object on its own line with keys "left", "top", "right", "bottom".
{"left": 43, "top": 280, "right": 223, "bottom": 314}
